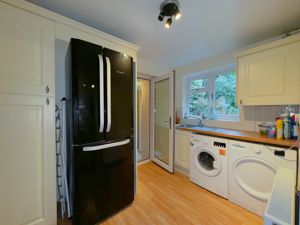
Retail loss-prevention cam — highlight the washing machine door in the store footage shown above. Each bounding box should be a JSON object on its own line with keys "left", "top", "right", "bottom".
{"left": 232, "top": 157, "right": 277, "bottom": 202}
{"left": 194, "top": 148, "right": 222, "bottom": 177}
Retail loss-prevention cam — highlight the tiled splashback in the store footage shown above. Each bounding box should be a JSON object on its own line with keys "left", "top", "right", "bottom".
{"left": 246, "top": 105, "right": 300, "bottom": 132}
{"left": 179, "top": 105, "right": 300, "bottom": 132}
{"left": 244, "top": 105, "right": 300, "bottom": 122}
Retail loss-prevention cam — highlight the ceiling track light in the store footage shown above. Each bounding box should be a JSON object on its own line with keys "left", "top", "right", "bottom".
{"left": 158, "top": 0, "right": 181, "bottom": 28}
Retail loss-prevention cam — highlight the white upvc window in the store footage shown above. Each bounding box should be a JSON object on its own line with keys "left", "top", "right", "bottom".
{"left": 184, "top": 64, "right": 239, "bottom": 121}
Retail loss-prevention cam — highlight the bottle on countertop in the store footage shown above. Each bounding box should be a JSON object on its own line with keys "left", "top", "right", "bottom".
{"left": 282, "top": 113, "right": 290, "bottom": 139}
{"left": 276, "top": 118, "right": 283, "bottom": 140}
{"left": 291, "top": 115, "right": 298, "bottom": 140}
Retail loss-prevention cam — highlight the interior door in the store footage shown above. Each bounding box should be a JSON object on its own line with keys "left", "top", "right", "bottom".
{"left": 151, "top": 73, "right": 175, "bottom": 173}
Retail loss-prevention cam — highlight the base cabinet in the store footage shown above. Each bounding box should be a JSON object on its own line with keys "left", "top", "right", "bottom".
{"left": 175, "top": 130, "right": 190, "bottom": 170}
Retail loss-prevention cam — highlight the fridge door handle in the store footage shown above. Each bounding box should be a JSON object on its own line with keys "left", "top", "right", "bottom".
{"left": 99, "top": 54, "right": 104, "bottom": 133}
{"left": 105, "top": 56, "right": 112, "bottom": 132}
{"left": 82, "top": 139, "right": 130, "bottom": 152}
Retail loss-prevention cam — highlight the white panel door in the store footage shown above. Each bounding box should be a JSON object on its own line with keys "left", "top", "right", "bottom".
{"left": 151, "top": 73, "right": 175, "bottom": 173}
{"left": 0, "top": 2, "right": 54, "bottom": 96}
{"left": 0, "top": 94, "right": 56, "bottom": 225}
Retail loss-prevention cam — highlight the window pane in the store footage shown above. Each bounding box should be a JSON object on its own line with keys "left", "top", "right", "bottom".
{"left": 190, "top": 78, "right": 208, "bottom": 90}
{"left": 188, "top": 92, "right": 209, "bottom": 117}
{"left": 214, "top": 72, "right": 238, "bottom": 115}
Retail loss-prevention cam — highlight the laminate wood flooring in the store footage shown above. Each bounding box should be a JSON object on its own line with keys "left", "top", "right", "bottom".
{"left": 59, "top": 162, "right": 262, "bottom": 225}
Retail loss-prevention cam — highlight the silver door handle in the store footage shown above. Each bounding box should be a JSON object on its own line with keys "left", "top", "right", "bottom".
{"left": 106, "top": 56, "right": 112, "bottom": 132}
{"left": 98, "top": 54, "right": 104, "bottom": 133}
{"left": 82, "top": 139, "right": 130, "bottom": 152}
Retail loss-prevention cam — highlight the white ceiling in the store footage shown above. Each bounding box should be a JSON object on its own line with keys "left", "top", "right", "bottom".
{"left": 27, "top": 0, "right": 300, "bottom": 75}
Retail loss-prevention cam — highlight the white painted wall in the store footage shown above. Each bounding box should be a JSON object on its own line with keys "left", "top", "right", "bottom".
{"left": 138, "top": 59, "right": 169, "bottom": 77}
{"left": 174, "top": 51, "right": 299, "bottom": 131}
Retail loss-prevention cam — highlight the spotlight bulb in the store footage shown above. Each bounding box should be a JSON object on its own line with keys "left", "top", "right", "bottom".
{"left": 165, "top": 18, "right": 172, "bottom": 28}
{"left": 175, "top": 11, "right": 181, "bottom": 20}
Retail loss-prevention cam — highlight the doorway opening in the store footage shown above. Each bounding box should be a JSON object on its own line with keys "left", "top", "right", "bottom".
{"left": 137, "top": 78, "right": 151, "bottom": 162}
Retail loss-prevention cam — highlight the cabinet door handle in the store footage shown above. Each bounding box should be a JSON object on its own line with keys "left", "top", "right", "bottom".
{"left": 239, "top": 99, "right": 243, "bottom": 105}
{"left": 46, "top": 98, "right": 50, "bottom": 105}
{"left": 46, "top": 86, "right": 50, "bottom": 94}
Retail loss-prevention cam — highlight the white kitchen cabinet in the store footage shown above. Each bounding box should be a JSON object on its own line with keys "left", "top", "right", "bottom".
{"left": 0, "top": 2, "right": 56, "bottom": 225}
{"left": 235, "top": 34, "right": 300, "bottom": 105}
{"left": 0, "top": 94, "right": 56, "bottom": 225}
{"left": 0, "top": 2, "right": 55, "bottom": 96}
{"left": 175, "top": 130, "right": 191, "bottom": 170}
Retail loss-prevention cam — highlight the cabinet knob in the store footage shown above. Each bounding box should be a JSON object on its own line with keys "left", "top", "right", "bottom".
{"left": 46, "top": 98, "right": 50, "bottom": 105}
{"left": 239, "top": 99, "right": 243, "bottom": 105}
{"left": 46, "top": 86, "right": 50, "bottom": 94}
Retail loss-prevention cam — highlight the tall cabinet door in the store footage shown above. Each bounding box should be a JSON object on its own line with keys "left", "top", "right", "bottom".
{"left": 0, "top": 2, "right": 56, "bottom": 225}
{"left": 0, "top": 2, "right": 55, "bottom": 96}
{"left": 0, "top": 94, "right": 56, "bottom": 225}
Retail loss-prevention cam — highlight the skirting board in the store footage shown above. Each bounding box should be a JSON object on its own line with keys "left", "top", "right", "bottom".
{"left": 137, "top": 159, "right": 151, "bottom": 166}
{"left": 175, "top": 164, "right": 190, "bottom": 177}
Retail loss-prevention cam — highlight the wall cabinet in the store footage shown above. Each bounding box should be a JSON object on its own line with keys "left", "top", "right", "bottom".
{"left": 175, "top": 130, "right": 191, "bottom": 170}
{"left": 235, "top": 34, "right": 300, "bottom": 105}
{"left": 0, "top": 2, "right": 56, "bottom": 225}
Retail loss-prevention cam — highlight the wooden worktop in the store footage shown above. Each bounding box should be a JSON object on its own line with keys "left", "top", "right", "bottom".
{"left": 178, "top": 126, "right": 299, "bottom": 149}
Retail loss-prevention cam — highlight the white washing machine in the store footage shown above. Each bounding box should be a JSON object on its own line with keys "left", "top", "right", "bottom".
{"left": 190, "top": 134, "right": 228, "bottom": 198}
{"left": 228, "top": 140, "right": 297, "bottom": 216}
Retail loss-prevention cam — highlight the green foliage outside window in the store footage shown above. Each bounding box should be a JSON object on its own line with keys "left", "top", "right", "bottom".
{"left": 187, "top": 70, "right": 238, "bottom": 119}
{"left": 188, "top": 92, "right": 209, "bottom": 117}
{"left": 215, "top": 72, "right": 238, "bottom": 115}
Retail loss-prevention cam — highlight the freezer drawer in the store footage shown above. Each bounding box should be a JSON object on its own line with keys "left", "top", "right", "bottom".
{"left": 72, "top": 139, "right": 134, "bottom": 225}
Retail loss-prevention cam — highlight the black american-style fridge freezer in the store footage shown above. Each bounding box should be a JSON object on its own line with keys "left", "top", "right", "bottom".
{"left": 66, "top": 38, "right": 134, "bottom": 225}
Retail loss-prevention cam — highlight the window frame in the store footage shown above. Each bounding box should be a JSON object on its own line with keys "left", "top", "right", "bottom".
{"left": 184, "top": 64, "right": 239, "bottom": 121}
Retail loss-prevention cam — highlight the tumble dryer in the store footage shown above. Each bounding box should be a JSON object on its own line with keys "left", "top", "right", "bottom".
{"left": 228, "top": 140, "right": 297, "bottom": 216}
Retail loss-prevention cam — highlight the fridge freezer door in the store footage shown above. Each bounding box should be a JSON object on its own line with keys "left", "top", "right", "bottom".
{"left": 103, "top": 48, "right": 133, "bottom": 140}
{"left": 71, "top": 39, "right": 105, "bottom": 145}
{"left": 73, "top": 139, "right": 134, "bottom": 225}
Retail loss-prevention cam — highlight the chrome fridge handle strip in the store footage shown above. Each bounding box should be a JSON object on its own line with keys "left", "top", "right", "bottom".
{"left": 99, "top": 55, "right": 104, "bottom": 133}
{"left": 106, "top": 56, "right": 112, "bottom": 132}
{"left": 82, "top": 139, "right": 130, "bottom": 152}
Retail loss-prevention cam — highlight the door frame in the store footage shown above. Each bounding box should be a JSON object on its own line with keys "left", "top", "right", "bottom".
{"left": 150, "top": 72, "right": 175, "bottom": 173}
